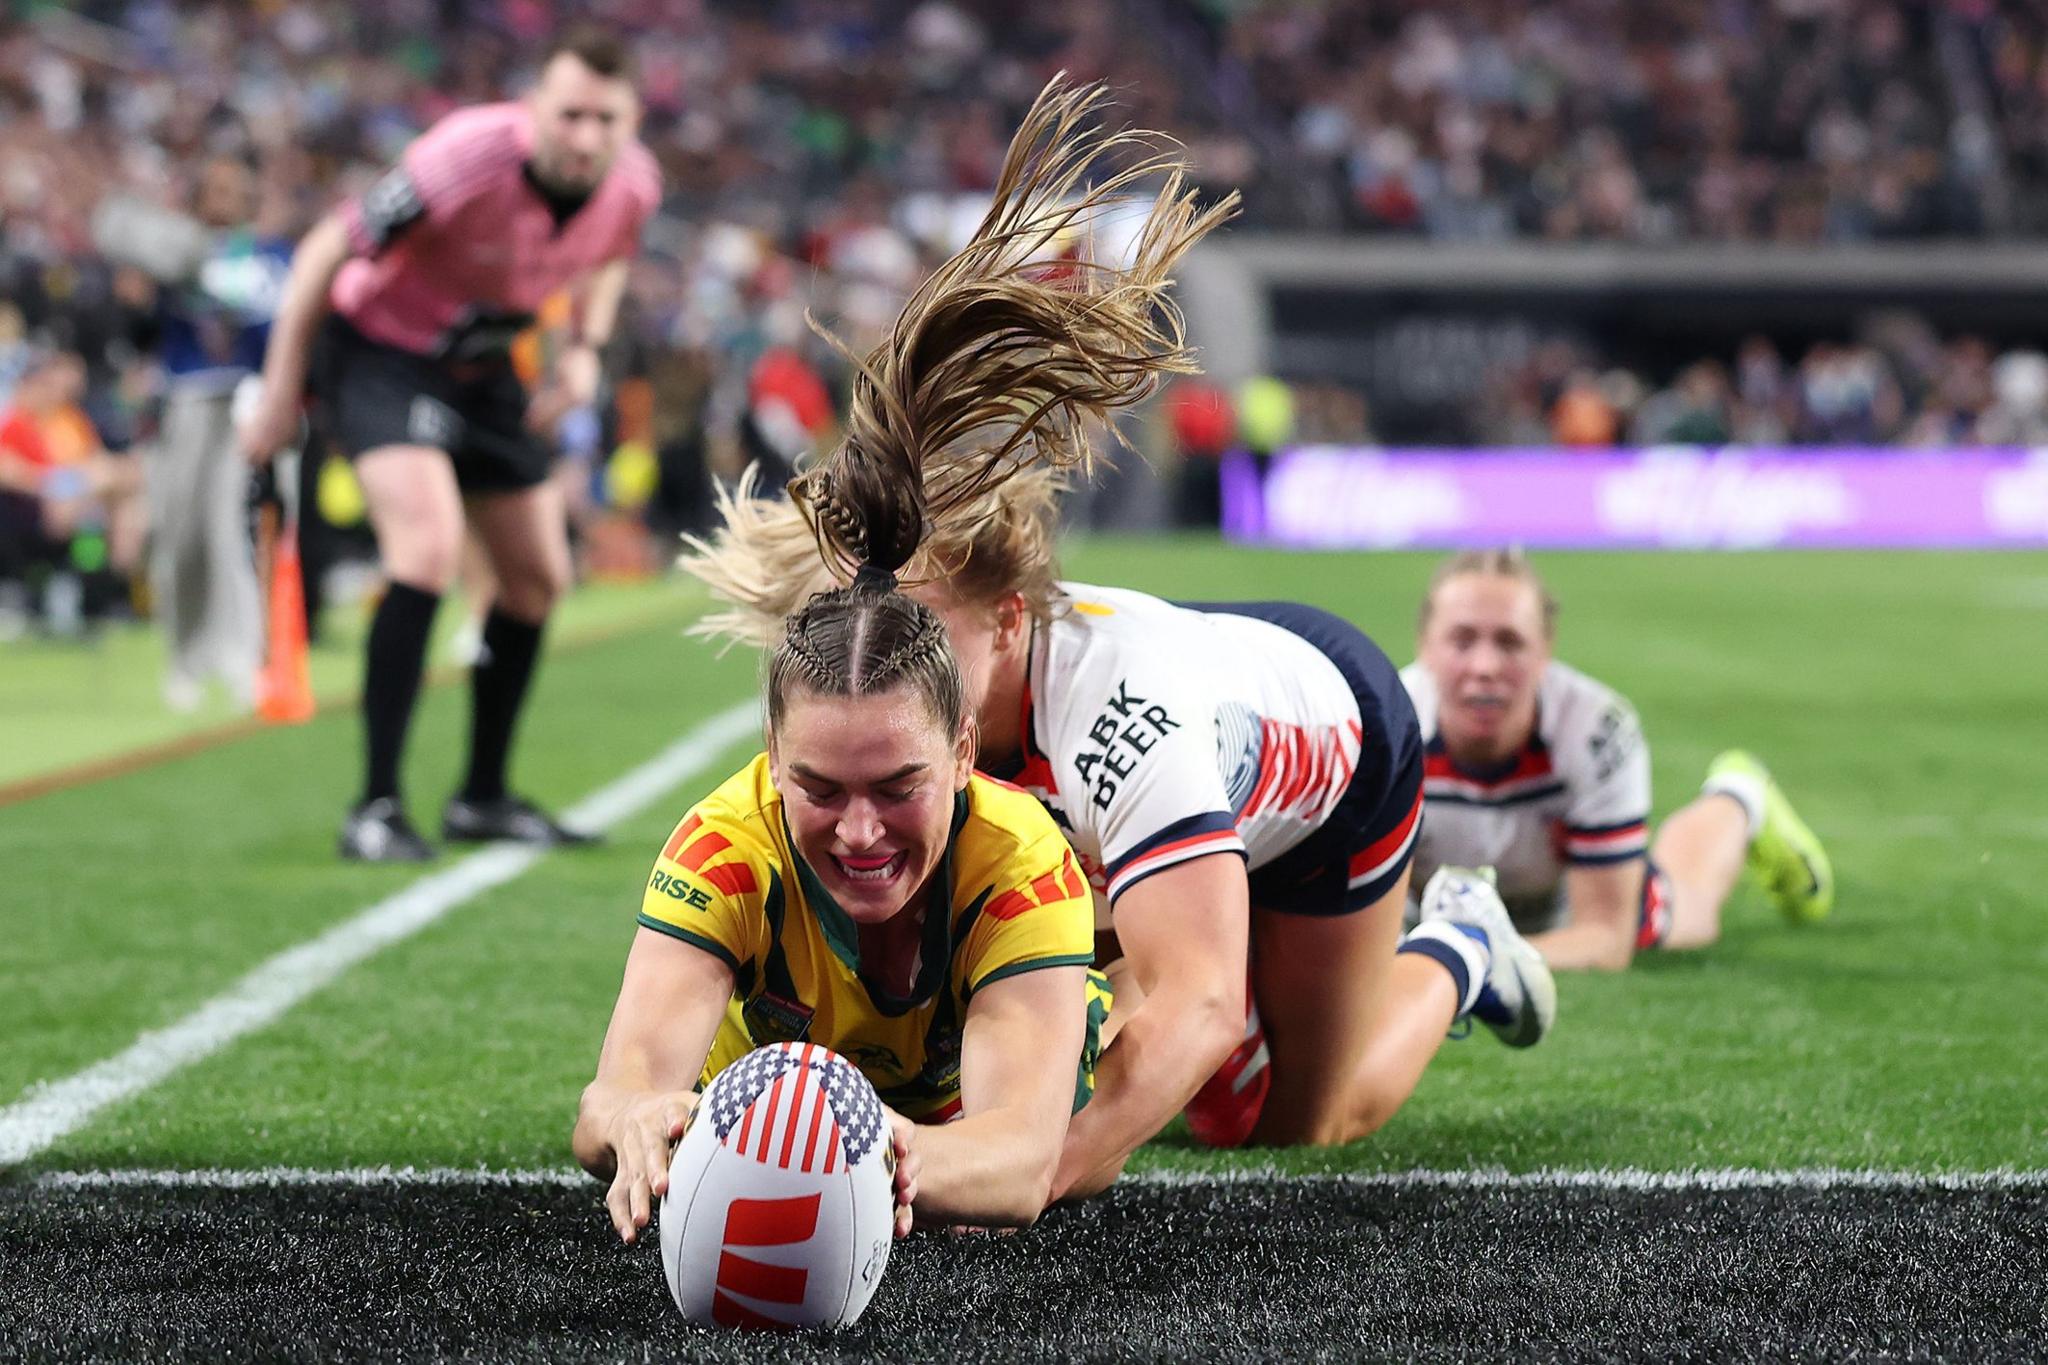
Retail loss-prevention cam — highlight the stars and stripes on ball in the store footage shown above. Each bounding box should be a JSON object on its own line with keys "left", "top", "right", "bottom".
{"left": 705, "top": 1041, "right": 886, "bottom": 1175}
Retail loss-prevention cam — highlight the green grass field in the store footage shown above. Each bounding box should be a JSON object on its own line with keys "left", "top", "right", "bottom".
{"left": 3, "top": 543, "right": 2045, "bottom": 1178}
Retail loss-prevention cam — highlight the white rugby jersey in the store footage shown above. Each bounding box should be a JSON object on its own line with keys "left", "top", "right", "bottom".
{"left": 1400, "top": 659, "right": 1651, "bottom": 929}
{"left": 1001, "top": 584, "right": 1364, "bottom": 920}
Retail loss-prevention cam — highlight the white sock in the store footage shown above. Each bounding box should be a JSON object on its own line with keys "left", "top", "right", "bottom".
{"left": 1701, "top": 770, "right": 1766, "bottom": 842}
{"left": 1400, "top": 921, "right": 1489, "bottom": 1016}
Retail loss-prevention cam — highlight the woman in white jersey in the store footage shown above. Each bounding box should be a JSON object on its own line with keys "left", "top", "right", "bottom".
{"left": 1404, "top": 550, "right": 1834, "bottom": 970}
{"left": 683, "top": 79, "right": 1556, "bottom": 1193}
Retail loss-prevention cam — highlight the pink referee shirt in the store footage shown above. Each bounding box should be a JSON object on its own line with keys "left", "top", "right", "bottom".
{"left": 332, "top": 103, "right": 660, "bottom": 359}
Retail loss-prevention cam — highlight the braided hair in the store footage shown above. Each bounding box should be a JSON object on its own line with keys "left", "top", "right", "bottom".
{"left": 764, "top": 574, "right": 964, "bottom": 734}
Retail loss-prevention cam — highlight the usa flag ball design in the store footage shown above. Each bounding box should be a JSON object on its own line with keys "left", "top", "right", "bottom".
{"left": 660, "top": 1043, "right": 895, "bottom": 1330}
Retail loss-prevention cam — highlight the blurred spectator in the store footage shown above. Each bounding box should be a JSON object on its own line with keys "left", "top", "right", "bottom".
{"left": 1166, "top": 378, "right": 1236, "bottom": 526}
{"left": 1978, "top": 350, "right": 2048, "bottom": 445}
{"left": 1550, "top": 370, "right": 1621, "bottom": 446}
{"left": 1634, "top": 362, "right": 1734, "bottom": 446}
{"left": 117, "top": 151, "right": 292, "bottom": 710}
{"left": 0, "top": 348, "right": 145, "bottom": 633}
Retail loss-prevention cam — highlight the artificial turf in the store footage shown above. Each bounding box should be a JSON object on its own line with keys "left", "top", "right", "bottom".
{"left": 5, "top": 1174, "right": 2042, "bottom": 1362}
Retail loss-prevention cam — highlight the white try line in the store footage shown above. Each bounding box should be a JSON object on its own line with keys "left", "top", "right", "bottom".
{"left": 1129, "top": 1165, "right": 2048, "bottom": 1193}
{"left": 30, "top": 1165, "right": 2048, "bottom": 1194}
{"left": 0, "top": 700, "right": 761, "bottom": 1170}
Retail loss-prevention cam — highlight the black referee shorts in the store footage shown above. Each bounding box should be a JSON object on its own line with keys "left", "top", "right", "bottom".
{"left": 310, "top": 316, "right": 551, "bottom": 493}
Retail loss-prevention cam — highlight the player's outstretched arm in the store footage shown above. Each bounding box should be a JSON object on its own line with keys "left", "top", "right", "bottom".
{"left": 1051, "top": 854, "right": 1249, "bottom": 1201}
{"left": 1532, "top": 861, "right": 1648, "bottom": 971}
{"left": 240, "top": 214, "right": 352, "bottom": 464}
{"left": 573, "top": 928, "right": 733, "bottom": 1243}
{"left": 908, "top": 963, "right": 1091, "bottom": 1229}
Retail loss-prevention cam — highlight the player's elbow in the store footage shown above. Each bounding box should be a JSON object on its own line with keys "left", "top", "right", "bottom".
{"left": 569, "top": 1084, "right": 614, "bottom": 1180}
{"left": 310, "top": 211, "right": 355, "bottom": 253}
{"left": 1005, "top": 1119, "right": 1075, "bottom": 1226}
{"left": 1003, "top": 1164, "right": 1059, "bottom": 1228}
{"left": 291, "top": 215, "right": 356, "bottom": 280}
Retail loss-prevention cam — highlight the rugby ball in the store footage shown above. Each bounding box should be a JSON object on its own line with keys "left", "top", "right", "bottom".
{"left": 660, "top": 1043, "right": 896, "bottom": 1330}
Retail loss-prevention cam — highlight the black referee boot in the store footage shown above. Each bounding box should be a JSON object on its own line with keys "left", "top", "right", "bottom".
{"left": 442, "top": 794, "right": 600, "bottom": 848}
{"left": 339, "top": 798, "right": 437, "bottom": 863}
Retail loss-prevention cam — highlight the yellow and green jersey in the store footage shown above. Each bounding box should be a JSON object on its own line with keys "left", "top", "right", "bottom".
{"left": 638, "top": 754, "right": 1102, "bottom": 1121}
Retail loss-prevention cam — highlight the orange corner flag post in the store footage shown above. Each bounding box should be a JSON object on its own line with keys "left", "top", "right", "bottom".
{"left": 258, "top": 448, "right": 315, "bottom": 725}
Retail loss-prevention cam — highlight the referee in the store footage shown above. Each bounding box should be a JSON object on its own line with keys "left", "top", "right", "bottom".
{"left": 241, "top": 28, "right": 660, "bottom": 861}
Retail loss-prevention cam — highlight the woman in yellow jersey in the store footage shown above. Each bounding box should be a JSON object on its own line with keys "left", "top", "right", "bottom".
{"left": 573, "top": 575, "right": 1105, "bottom": 1242}
{"left": 571, "top": 78, "right": 1203, "bottom": 1235}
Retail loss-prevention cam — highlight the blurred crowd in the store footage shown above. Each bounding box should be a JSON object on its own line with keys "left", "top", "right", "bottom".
{"left": 1474, "top": 320, "right": 2048, "bottom": 449}
{"left": 1163, "top": 322, "right": 2048, "bottom": 461}
{"left": 1220, "top": 0, "right": 2034, "bottom": 241}
{"left": 4, "top": 0, "right": 2048, "bottom": 646}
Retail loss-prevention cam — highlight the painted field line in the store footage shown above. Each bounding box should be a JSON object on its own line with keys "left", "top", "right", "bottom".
{"left": 0, "top": 699, "right": 760, "bottom": 1170}
{"left": 30, "top": 1165, "right": 2048, "bottom": 1193}
{"left": 1130, "top": 1166, "right": 2048, "bottom": 1193}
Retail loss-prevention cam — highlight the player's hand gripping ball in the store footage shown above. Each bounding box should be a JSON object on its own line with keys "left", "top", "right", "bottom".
{"left": 660, "top": 1044, "right": 895, "bottom": 1330}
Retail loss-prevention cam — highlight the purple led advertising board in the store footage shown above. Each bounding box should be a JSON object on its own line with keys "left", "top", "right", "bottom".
{"left": 1219, "top": 447, "right": 2048, "bottom": 550}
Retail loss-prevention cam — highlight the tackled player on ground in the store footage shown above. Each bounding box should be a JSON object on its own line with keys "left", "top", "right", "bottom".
{"left": 1403, "top": 549, "right": 1834, "bottom": 970}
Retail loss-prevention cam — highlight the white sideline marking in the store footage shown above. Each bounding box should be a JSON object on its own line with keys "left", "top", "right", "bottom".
{"left": 0, "top": 701, "right": 761, "bottom": 1169}
{"left": 30, "top": 1165, "right": 2048, "bottom": 1193}
{"left": 1129, "top": 1166, "right": 2048, "bottom": 1193}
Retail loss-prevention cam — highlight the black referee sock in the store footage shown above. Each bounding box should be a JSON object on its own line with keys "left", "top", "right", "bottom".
{"left": 360, "top": 581, "right": 442, "bottom": 806}
{"left": 460, "top": 607, "right": 546, "bottom": 804}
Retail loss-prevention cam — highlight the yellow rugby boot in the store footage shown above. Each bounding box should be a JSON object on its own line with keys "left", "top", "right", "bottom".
{"left": 1708, "top": 750, "right": 1834, "bottom": 924}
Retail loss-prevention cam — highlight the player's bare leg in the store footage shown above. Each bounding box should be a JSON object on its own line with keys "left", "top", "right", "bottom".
{"left": 444, "top": 479, "right": 591, "bottom": 845}
{"left": 339, "top": 444, "right": 465, "bottom": 861}
{"left": 357, "top": 444, "right": 466, "bottom": 591}
{"left": 465, "top": 480, "right": 570, "bottom": 623}
{"left": 1651, "top": 794, "right": 1750, "bottom": 949}
{"left": 1248, "top": 868, "right": 1451, "bottom": 1147}
{"left": 446, "top": 529, "right": 497, "bottom": 666}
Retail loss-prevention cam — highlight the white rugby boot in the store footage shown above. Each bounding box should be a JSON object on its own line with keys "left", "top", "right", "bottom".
{"left": 1417, "top": 866, "right": 1557, "bottom": 1048}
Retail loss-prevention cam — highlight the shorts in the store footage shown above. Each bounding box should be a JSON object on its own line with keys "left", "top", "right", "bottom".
{"left": 1637, "top": 860, "right": 1674, "bottom": 951}
{"left": 1073, "top": 966, "right": 1113, "bottom": 1115}
{"left": 1181, "top": 600, "right": 1426, "bottom": 916}
{"left": 310, "top": 315, "right": 550, "bottom": 493}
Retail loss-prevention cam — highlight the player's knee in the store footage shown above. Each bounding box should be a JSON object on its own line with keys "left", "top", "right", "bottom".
{"left": 383, "top": 538, "right": 461, "bottom": 593}
{"left": 496, "top": 560, "right": 568, "bottom": 620}
{"left": 1254, "top": 1062, "right": 1408, "bottom": 1148}
{"left": 375, "top": 510, "right": 464, "bottom": 590}
{"left": 1255, "top": 1097, "right": 1378, "bottom": 1149}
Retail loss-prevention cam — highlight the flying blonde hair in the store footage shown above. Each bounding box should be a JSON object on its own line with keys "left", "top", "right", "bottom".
{"left": 682, "top": 75, "right": 1237, "bottom": 645}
